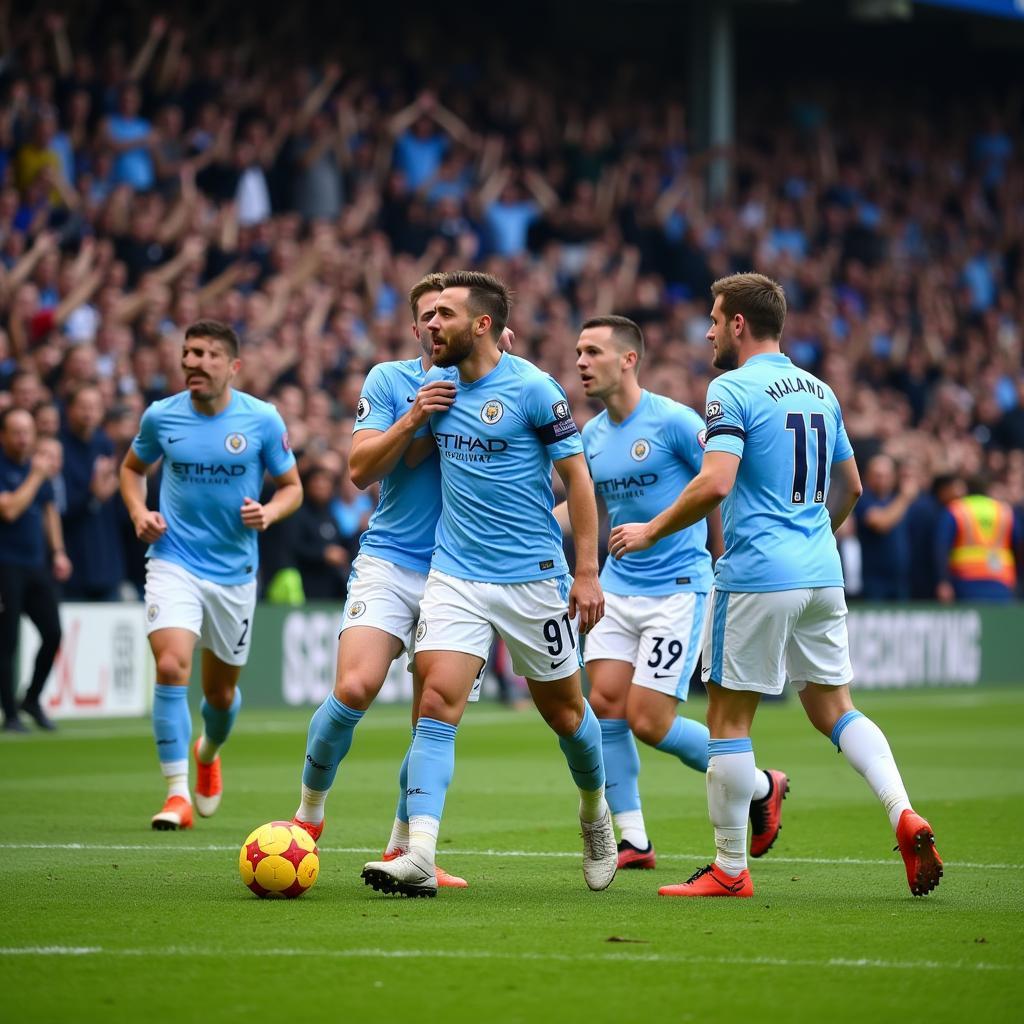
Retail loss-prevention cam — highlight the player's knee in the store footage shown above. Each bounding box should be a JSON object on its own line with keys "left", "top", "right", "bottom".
{"left": 587, "top": 690, "right": 615, "bottom": 719}
{"left": 417, "top": 685, "right": 458, "bottom": 724}
{"left": 538, "top": 702, "right": 583, "bottom": 738}
{"left": 334, "top": 676, "right": 377, "bottom": 711}
{"left": 155, "top": 651, "right": 190, "bottom": 683}
{"left": 627, "top": 707, "right": 667, "bottom": 747}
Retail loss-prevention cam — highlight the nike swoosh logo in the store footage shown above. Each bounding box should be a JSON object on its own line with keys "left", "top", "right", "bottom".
{"left": 711, "top": 874, "right": 747, "bottom": 894}
{"left": 167, "top": 436, "right": 186, "bottom": 444}
{"left": 588, "top": 450, "right": 602, "bottom": 459}
{"left": 406, "top": 397, "right": 415, "bottom": 403}
{"left": 550, "top": 656, "right": 571, "bottom": 669}
{"left": 652, "top": 671, "right": 676, "bottom": 679}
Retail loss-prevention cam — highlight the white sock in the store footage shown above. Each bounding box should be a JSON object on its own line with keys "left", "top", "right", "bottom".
{"left": 578, "top": 785, "right": 607, "bottom": 823}
{"left": 408, "top": 815, "right": 439, "bottom": 864}
{"left": 751, "top": 769, "right": 770, "bottom": 802}
{"left": 386, "top": 817, "right": 410, "bottom": 855}
{"left": 613, "top": 809, "right": 649, "bottom": 849}
{"left": 707, "top": 749, "right": 756, "bottom": 876}
{"left": 161, "top": 759, "right": 190, "bottom": 802}
{"left": 196, "top": 734, "right": 219, "bottom": 765}
{"left": 296, "top": 785, "right": 327, "bottom": 825}
{"left": 837, "top": 716, "right": 912, "bottom": 830}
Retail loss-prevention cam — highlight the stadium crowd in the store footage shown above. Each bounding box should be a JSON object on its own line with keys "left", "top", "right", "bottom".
{"left": 0, "top": 5, "right": 1021, "bottom": 604}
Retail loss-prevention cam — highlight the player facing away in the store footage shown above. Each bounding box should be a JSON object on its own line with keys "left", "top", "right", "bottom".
{"left": 120, "top": 320, "right": 302, "bottom": 830}
{"left": 566, "top": 316, "right": 787, "bottom": 870}
{"left": 290, "top": 274, "right": 472, "bottom": 889}
{"left": 610, "top": 274, "right": 942, "bottom": 898}
{"left": 362, "top": 270, "right": 617, "bottom": 897}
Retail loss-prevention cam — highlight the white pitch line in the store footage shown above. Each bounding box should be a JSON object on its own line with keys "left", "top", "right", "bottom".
{"left": 0, "top": 842, "right": 1019, "bottom": 871}
{"left": 0, "top": 945, "right": 1016, "bottom": 972}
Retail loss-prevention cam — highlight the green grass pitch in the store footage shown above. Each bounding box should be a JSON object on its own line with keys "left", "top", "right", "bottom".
{"left": 1, "top": 688, "right": 1022, "bottom": 1023}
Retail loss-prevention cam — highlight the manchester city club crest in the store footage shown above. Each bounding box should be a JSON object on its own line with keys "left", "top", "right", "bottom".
{"left": 480, "top": 400, "right": 504, "bottom": 424}
{"left": 416, "top": 619, "right": 427, "bottom": 642}
{"left": 225, "top": 432, "right": 248, "bottom": 454}
{"left": 631, "top": 438, "right": 651, "bottom": 461}
{"left": 347, "top": 600, "right": 366, "bottom": 619}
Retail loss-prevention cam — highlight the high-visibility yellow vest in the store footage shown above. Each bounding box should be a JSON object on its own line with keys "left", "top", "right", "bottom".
{"left": 948, "top": 495, "right": 1015, "bottom": 587}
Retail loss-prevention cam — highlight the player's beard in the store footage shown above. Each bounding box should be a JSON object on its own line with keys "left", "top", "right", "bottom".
{"left": 712, "top": 336, "right": 739, "bottom": 371}
{"left": 431, "top": 324, "right": 475, "bottom": 367}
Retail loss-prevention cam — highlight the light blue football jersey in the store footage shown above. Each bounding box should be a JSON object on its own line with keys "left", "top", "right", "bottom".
{"left": 703, "top": 352, "right": 854, "bottom": 592}
{"left": 132, "top": 390, "right": 296, "bottom": 584}
{"left": 583, "top": 390, "right": 712, "bottom": 597}
{"left": 429, "top": 353, "right": 583, "bottom": 582}
{"left": 353, "top": 357, "right": 448, "bottom": 575}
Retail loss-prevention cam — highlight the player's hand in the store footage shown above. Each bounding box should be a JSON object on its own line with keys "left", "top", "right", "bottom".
{"left": 241, "top": 496, "right": 275, "bottom": 531}
{"left": 52, "top": 551, "right": 72, "bottom": 583}
{"left": 608, "top": 522, "right": 656, "bottom": 559}
{"left": 406, "top": 381, "right": 456, "bottom": 428}
{"left": 569, "top": 570, "right": 604, "bottom": 635}
{"left": 133, "top": 510, "right": 167, "bottom": 543}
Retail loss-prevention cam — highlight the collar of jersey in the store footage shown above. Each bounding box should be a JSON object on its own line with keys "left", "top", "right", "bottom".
{"left": 186, "top": 388, "right": 238, "bottom": 420}
{"left": 744, "top": 353, "right": 790, "bottom": 366}
{"left": 607, "top": 388, "right": 650, "bottom": 430}
{"left": 457, "top": 352, "right": 507, "bottom": 389}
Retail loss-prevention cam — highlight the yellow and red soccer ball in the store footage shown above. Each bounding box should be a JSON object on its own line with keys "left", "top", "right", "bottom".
{"left": 239, "top": 821, "right": 319, "bottom": 898}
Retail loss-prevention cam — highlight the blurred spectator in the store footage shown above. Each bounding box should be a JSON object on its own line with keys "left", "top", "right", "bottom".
{"left": 936, "top": 482, "right": 1022, "bottom": 604}
{"left": 0, "top": 409, "right": 70, "bottom": 732}
{"left": 60, "top": 383, "right": 125, "bottom": 600}
{"left": 854, "top": 455, "right": 918, "bottom": 601}
{"left": 906, "top": 473, "right": 966, "bottom": 601}
{"left": 292, "top": 465, "right": 348, "bottom": 600}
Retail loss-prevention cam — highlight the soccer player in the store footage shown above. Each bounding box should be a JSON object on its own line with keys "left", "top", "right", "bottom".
{"left": 609, "top": 273, "right": 942, "bottom": 898}
{"left": 120, "top": 320, "right": 302, "bottom": 830}
{"left": 567, "top": 316, "right": 787, "bottom": 870}
{"left": 362, "top": 271, "right": 616, "bottom": 898}
{"left": 290, "top": 273, "right": 471, "bottom": 889}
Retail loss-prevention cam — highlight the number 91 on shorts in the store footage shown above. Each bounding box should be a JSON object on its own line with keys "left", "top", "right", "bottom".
{"left": 415, "top": 569, "right": 582, "bottom": 682}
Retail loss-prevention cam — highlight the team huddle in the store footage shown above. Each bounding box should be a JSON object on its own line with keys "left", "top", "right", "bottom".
{"left": 120, "top": 270, "right": 943, "bottom": 900}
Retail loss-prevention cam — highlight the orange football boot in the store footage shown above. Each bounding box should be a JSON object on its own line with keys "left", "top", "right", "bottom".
{"left": 151, "top": 795, "right": 193, "bottom": 831}
{"left": 896, "top": 809, "right": 943, "bottom": 896}
{"left": 291, "top": 816, "right": 325, "bottom": 842}
{"left": 193, "top": 739, "right": 222, "bottom": 817}
{"left": 749, "top": 769, "right": 789, "bottom": 858}
{"left": 617, "top": 839, "right": 656, "bottom": 870}
{"left": 383, "top": 847, "right": 468, "bottom": 888}
{"left": 658, "top": 862, "right": 753, "bottom": 897}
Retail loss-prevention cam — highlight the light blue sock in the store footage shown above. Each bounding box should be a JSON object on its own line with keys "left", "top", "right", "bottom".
{"left": 599, "top": 718, "right": 642, "bottom": 814}
{"left": 406, "top": 718, "right": 458, "bottom": 821}
{"left": 656, "top": 715, "right": 710, "bottom": 772}
{"left": 200, "top": 687, "right": 242, "bottom": 746}
{"left": 558, "top": 701, "right": 605, "bottom": 793}
{"left": 395, "top": 726, "right": 416, "bottom": 824}
{"left": 153, "top": 684, "right": 191, "bottom": 765}
{"left": 301, "top": 695, "right": 365, "bottom": 791}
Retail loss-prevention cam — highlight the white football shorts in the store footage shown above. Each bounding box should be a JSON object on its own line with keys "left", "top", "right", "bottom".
{"left": 584, "top": 590, "right": 708, "bottom": 700}
{"left": 144, "top": 558, "right": 257, "bottom": 667}
{"left": 340, "top": 554, "right": 482, "bottom": 699}
{"left": 700, "top": 586, "right": 854, "bottom": 696}
{"left": 415, "top": 569, "right": 581, "bottom": 683}
{"left": 340, "top": 553, "right": 426, "bottom": 652}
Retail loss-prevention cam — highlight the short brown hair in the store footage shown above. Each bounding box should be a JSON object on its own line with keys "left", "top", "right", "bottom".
{"left": 580, "top": 315, "right": 645, "bottom": 365}
{"left": 184, "top": 319, "right": 240, "bottom": 357}
{"left": 440, "top": 270, "right": 511, "bottom": 339}
{"left": 711, "top": 273, "right": 787, "bottom": 341}
{"left": 408, "top": 272, "right": 447, "bottom": 320}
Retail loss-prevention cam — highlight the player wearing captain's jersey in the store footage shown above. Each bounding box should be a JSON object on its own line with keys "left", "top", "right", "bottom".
{"left": 362, "top": 271, "right": 617, "bottom": 898}
{"left": 560, "top": 316, "right": 787, "bottom": 871}
{"left": 610, "top": 273, "right": 941, "bottom": 899}
{"left": 290, "top": 274, "right": 479, "bottom": 889}
{"left": 120, "top": 320, "right": 302, "bottom": 830}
